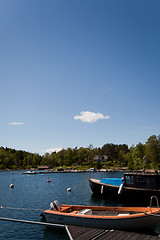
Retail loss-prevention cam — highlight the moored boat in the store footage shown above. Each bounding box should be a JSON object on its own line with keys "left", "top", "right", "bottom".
{"left": 41, "top": 198, "right": 160, "bottom": 231}
{"left": 89, "top": 172, "right": 160, "bottom": 205}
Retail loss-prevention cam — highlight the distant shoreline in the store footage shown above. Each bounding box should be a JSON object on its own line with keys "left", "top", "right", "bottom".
{"left": 0, "top": 168, "right": 125, "bottom": 173}
{"left": 1, "top": 168, "right": 158, "bottom": 174}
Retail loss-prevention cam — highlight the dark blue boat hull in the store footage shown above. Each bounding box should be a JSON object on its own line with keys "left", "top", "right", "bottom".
{"left": 89, "top": 178, "right": 160, "bottom": 206}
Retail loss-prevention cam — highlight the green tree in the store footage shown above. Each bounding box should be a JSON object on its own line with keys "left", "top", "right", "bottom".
{"left": 145, "top": 135, "right": 160, "bottom": 169}
{"left": 77, "top": 147, "right": 90, "bottom": 164}
{"left": 64, "top": 148, "right": 74, "bottom": 166}
{"left": 131, "top": 143, "right": 145, "bottom": 169}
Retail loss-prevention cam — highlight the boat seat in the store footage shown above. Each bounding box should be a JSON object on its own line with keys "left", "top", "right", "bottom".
{"left": 77, "top": 209, "right": 92, "bottom": 215}
{"left": 118, "top": 213, "right": 130, "bottom": 216}
{"left": 60, "top": 206, "right": 71, "bottom": 212}
{"left": 70, "top": 210, "right": 78, "bottom": 214}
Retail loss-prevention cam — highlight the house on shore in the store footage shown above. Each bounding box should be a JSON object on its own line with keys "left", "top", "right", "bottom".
{"left": 93, "top": 155, "right": 108, "bottom": 162}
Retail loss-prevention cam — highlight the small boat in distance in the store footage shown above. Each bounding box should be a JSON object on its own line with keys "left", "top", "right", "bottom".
{"left": 41, "top": 198, "right": 160, "bottom": 231}
{"left": 26, "top": 171, "right": 36, "bottom": 174}
{"left": 89, "top": 171, "right": 160, "bottom": 205}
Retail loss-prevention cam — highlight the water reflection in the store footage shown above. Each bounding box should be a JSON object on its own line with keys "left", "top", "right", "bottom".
{"left": 89, "top": 193, "right": 124, "bottom": 207}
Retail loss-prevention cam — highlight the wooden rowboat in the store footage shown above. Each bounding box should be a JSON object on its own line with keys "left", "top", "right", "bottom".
{"left": 41, "top": 198, "right": 160, "bottom": 231}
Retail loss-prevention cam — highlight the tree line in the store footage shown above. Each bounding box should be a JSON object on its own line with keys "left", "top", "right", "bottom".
{"left": 0, "top": 135, "right": 160, "bottom": 170}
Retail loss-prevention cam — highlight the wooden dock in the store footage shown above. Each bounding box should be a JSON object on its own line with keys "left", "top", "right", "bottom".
{"left": 66, "top": 225, "right": 160, "bottom": 240}
{"left": 1, "top": 217, "right": 160, "bottom": 239}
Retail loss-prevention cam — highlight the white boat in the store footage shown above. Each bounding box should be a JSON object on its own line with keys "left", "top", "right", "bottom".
{"left": 41, "top": 197, "right": 160, "bottom": 231}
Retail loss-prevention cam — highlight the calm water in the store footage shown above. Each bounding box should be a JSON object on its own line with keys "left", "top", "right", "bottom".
{"left": 0, "top": 170, "right": 137, "bottom": 239}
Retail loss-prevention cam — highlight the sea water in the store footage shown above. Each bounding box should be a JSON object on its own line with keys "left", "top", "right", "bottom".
{"left": 0, "top": 170, "right": 141, "bottom": 239}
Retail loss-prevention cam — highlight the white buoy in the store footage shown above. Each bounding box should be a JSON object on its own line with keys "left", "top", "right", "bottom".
{"left": 67, "top": 188, "right": 71, "bottom": 192}
{"left": 10, "top": 184, "right": 14, "bottom": 188}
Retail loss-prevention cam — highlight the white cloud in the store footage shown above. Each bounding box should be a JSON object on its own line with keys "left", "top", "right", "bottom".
{"left": 74, "top": 111, "right": 110, "bottom": 123}
{"left": 42, "top": 147, "right": 63, "bottom": 154}
{"left": 9, "top": 122, "right": 24, "bottom": 125}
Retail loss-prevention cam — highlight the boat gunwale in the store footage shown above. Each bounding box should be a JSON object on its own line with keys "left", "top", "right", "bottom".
{"left": 89, "top": 178, "right": 160, "bottom": 192}
{"left": 90, "top": 178, "right": 120, "bottom": 188}
{"left": 43, "top": 204, "right": 160, "bottom": 219}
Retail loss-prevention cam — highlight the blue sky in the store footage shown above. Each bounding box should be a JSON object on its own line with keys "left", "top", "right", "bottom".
{"left": 0, "top": 0, "right": 160, "bottom": 155}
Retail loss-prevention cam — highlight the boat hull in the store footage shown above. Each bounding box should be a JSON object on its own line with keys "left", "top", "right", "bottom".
{"left": 89, "top": 178, "right": 160, "bottom": 206}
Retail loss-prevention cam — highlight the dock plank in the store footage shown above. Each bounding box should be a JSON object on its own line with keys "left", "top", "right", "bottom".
{"left": 149, "top": 236, "right": 160, "bottom": 240}
{"left": 100, "top": 230, "right": 122, "bottom": 240}
{"left": 106, "top": 230, "right": 134, "bottom": 240}
{"left": 67, "top": 226, "right": 160, "bottom": 240}
{"left": 67, "top": 226, "right": 105, "bottom": 240}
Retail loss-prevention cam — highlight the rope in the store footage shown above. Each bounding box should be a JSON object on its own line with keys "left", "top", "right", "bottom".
{"left": 0, "top": 206, "right": 44, "bottom": 211}
{"left": 72, "top": 179, "right": 89, "bottom": 189}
